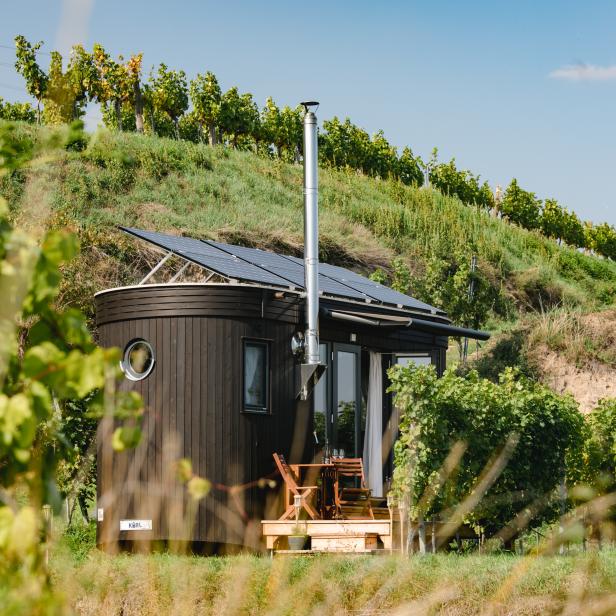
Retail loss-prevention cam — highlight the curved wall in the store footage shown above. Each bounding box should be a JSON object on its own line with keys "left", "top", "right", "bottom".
{"left": 95, "top": 285, "right": 306, "bottom": 551}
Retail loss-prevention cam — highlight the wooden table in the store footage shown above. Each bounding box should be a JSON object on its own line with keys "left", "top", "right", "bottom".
{"left": 287, "top": 463, "right": 335, "bottom": 520}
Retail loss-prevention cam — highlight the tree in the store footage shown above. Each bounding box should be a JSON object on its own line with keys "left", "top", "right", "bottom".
{"left": 541, "top": 198, "right": 566, "bottom": 243}
{"left": 218, "top": 87, "right": 258, "bottom": 148}
{"left": 260, "top": 96, "right": 281, "bottom": 156}
{"left": 588, "top": 223, "right": 616, "bottom": 260}
{"left": 396, "top": 146, "right": 424, "bottom": 186}
{"left": 0, "top": 97, "right": 36, "bottom": 123}
{"left": 500, "top": 178, "right": 542, "bottom": 231}
{"left": 561, "top": 209, "right": 585, "bottom": 249}
{"left": 43, "top": 51, "right": 84, "bottom": 124}
{"left": 411, "top": 251, "right": 496, "bottom": 359}
{"left": 278, "top": 105, "right": 303, "bottom": 161}
{"left": 148, "top": 64, "right": 188, "bottom": 139}
{"left": 14, "top": 35, "right": 48, "bottom": 124}
{"left": 368, "top": 130, "right": 397, "bottom": 179}
{"left": 125, "top": 53, "right": 144, "bottom": 133}
{"left": 91, "top": 44, "right": 129, "bottom": 130}
{"left": 582, "top": 398, "right": 616, "bottom": 498}
{"left": 428, "top": 155, "right": 494, "bottom": 210}
{"left": 320, "top": 117, "right": 374, "bottom": 173}
{"left": 190, "top": 72, "right": 221, "bottom": 145}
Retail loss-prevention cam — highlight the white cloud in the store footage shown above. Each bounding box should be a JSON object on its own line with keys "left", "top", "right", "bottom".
{"left": 549, "top": 63, "right": 616, "bottom": 81}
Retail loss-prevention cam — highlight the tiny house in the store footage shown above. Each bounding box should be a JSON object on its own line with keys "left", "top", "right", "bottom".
{"left": 95, "top": 104, "right": 489, "bottom": 552}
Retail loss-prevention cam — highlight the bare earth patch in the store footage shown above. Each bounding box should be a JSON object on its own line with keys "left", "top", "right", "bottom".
{"left": 533, "top": 344, "right": 616, "bottom": 413}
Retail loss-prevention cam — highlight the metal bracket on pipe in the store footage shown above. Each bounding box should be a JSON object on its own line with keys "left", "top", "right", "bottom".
{"left": 297, "top": 362, "right": 327, "bottom": 401}
{"left": 139, "top": 251, "right": 173, "bottom": 285}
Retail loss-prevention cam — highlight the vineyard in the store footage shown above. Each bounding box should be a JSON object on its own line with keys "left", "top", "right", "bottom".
{"left": 2, "top": 34, "right": 615, "bottom": 261}
{"left": 1, "top": 33, "right": 616, "bottom": 615}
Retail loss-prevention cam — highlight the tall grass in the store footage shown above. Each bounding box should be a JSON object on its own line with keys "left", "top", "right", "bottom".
{"left": 50, "top": 549, "right": 616, "bottom": 615}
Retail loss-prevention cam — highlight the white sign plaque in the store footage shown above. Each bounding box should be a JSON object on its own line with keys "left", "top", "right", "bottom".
{"left": 97, "top": 508, "right": 104, "bottom": 522}
{"left": 120, "top": 519, "right": 152, "bottom": 531}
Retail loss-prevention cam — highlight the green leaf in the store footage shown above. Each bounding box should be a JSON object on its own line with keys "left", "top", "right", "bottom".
{"left": 176, "top": 458, "right": 192, "bottom": 483}
{"left": 22, "top": 341, "right": 65, "bottom": 379}
{"left": 112, "top": 426, "right": 142, "bottom": 452}
{"left": 187, "top": 476, "right": 211, "bottom": 501}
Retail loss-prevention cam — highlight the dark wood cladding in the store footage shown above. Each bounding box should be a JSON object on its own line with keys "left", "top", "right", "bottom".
{"left": 96, "top": 286, "right": 302, "bottom": 550}
{"left": 95, "top": 284, "right": 302, "bottom": 326}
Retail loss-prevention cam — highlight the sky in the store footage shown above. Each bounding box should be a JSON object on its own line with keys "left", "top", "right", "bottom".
{"left": 1, "top": 0, "right": 614, "bottom": 225}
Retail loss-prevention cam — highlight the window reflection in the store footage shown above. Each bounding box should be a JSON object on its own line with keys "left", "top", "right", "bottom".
{"left": 313, "top": 343, "right": 328, "bottom": 445}
{"left": 244, "top": 341, "right": 268, "bottom": 412}
{"left": 336, "top": 350, "right": 357, "bottom": 456}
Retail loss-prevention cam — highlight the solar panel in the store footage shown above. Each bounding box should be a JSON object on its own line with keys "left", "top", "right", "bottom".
{"left": 121, "top": 226, "right": 444, "bottom": 314}
{"left": 179, "top": 251, "right": 294, "bottom": 286}
{"left": 206, "top": 240, "right": 368, "bottom": 301}
{"left": 282, "top": 254, "right": 441, "bottom": 313}
{"left": 317, "top": 261, "right": 443, "bottom": 314}
{"left": 122, "top": 226, "right": 228, "bottom": 258}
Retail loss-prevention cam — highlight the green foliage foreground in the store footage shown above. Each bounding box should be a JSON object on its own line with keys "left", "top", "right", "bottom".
{"left": 0, "top": 122, "right": 143, "bottom": 613}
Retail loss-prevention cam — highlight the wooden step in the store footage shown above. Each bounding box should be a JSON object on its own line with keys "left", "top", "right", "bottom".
{"left": 311, "top": 533, "right": 378, "bottom": 553}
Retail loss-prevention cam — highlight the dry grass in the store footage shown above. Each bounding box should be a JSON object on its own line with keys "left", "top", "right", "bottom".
{"left": 48, "top": 549, "right": 616, "bottom": 616}
{"left": 527, "top": 309, "right": 616, "bottom": 369}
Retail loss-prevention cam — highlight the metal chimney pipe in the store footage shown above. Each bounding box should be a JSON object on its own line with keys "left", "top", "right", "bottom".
{"left": 302, "top": 102, "right": 320, "bottom": 366}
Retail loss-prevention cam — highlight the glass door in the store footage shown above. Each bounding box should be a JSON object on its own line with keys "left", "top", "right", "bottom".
{"left": 333, "top": 343, "right": 362, "bottom": 457}
{"left": 313, "top": 343, "right": 362, "bottom": 458}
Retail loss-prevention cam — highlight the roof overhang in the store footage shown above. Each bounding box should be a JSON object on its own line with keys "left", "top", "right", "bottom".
{"left": 320, "top": 307, "right": 490, "bottom": 341}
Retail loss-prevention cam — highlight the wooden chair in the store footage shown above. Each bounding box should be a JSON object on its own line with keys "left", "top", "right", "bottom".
{"left": 273, "top": 453, "right": 319, "bottom": 520}
{"left": 332, "top": 458, "right": 374, "bottom": 519}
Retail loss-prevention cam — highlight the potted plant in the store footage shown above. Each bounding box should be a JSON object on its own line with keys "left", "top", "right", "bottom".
{"left": 288, "top": 524, "right": 308, "bottom": 551}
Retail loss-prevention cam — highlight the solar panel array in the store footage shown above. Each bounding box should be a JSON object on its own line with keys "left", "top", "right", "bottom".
{"left": 121, "top": 227, "right": 293, "bottom": 287}
{"left": 121, "top": 226, "right": 444, "bottom": 315}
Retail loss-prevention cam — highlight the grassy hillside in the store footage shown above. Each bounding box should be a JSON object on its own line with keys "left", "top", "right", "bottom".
{"left": 2, "top": 123, "right": 615, "bottom": 328}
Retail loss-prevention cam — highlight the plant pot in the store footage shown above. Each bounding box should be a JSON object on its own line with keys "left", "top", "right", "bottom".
{"left": 288, "top": 535, "right": 307, "bottom": 550}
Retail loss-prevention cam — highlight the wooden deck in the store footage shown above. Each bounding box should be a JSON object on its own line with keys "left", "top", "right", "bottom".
{"left": 261, "top": 519, "right": 393, "bottom": 553}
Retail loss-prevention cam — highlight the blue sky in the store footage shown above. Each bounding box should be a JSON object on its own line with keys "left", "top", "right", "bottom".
{"left": 1, "top": 0, "right": 615, "bottom": 224}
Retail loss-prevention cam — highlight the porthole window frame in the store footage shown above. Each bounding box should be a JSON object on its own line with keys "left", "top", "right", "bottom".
{"left": 121, "top": 339, "right": 156, "bottom": 382}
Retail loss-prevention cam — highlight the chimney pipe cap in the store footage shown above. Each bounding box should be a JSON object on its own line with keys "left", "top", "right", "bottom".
{"left": 300, "top": 101, "right": 319, "bottom": 113}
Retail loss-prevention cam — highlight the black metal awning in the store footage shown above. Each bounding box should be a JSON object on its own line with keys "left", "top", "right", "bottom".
{"left": 320, "top": 307, "right": 490, "bottom": 341}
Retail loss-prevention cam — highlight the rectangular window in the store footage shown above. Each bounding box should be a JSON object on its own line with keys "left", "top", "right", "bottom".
{"left": 395, "top": 354, "right": 432, "bottom": 368}
{"left": 243, "top": 340, "right": 269, "bottom": 413}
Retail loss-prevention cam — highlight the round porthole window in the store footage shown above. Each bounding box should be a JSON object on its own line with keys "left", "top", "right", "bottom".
{"left": 121, "top": 339, "right": 155, "bottom": 381}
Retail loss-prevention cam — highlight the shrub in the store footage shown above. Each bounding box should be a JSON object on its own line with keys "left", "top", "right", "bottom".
{"left": 62, "top": 521, "right": 97, "bottom": 562}
{"left": 389, "top": 365, "right": 584, "bottom": 535}
{"left": 583, "top": 398, "right": 616, "bottom": 495}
